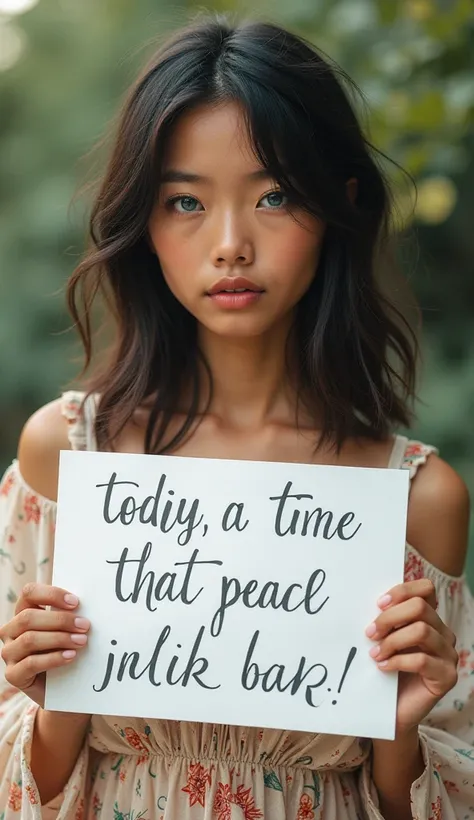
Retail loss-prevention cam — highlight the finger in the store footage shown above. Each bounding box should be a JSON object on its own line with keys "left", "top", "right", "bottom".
{"left": 367, "top": 597, "right": 450, "bottom": 642}
{"left": 6, "top": 609, "right": 90, "bottom": 641}
{"left": 15, "top": 583, "right": 80, "bottom": 615}
{"left": 376, "top": 652, "right": 458, "bottom": 692}
{"left": 370, "top": 622, "right": 457, "bottom": 664}
{"left": 2, "top": 631, "right": 88, "bottom": 664}
{"left": 4, "top": 650, "right": 78, "bottom": 690}
{"left": 377, "top": 579, "right": 437, "bottom": 612}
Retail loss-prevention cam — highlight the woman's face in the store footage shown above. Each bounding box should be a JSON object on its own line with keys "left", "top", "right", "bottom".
{"left": 148, "top": 101, "right": 326, "bottom": 339}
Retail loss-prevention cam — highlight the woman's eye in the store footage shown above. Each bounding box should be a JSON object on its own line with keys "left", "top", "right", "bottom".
{"left": 169, "top": 196, "right": 203, "bottom": 213}
{"left": 258, "top": 191, "right": 288, "bottom": 209}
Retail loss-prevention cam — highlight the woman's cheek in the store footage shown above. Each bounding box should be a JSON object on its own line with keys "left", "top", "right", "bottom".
{"left": 271, "top": 220, "right": 325, "bottom": 286}
{"left": 150, "top": 225, "right": 198, "bottom": 301}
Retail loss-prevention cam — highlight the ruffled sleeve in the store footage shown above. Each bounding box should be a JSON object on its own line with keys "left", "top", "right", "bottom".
{"left": 360, "top": 545, "right": 474, "bottom": 819}
{"left": 0, "top": 461, "right": 89, "bottom": 820}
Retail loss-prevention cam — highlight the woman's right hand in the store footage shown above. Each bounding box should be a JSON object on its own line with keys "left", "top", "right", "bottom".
{"left": 0, "top": 582, "right": 90, "bottom": 707}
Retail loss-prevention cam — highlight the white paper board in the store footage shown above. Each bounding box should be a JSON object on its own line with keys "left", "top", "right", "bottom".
{"left": 45, "top": 450, "right": 409, "bottom": 740}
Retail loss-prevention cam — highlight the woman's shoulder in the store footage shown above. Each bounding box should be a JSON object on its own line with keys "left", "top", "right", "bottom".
{"left": 406, "top": 448, "right": 470, "bottom": 577}
{"left": 17, "top": 395, "right": 75, "bottom": 503}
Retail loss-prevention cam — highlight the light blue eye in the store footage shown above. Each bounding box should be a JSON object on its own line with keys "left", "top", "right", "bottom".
{"left": 259, "top": 191, "right": 288, "bottom": 209}
{"left": 175, "top": 196, "right": 202, "bottom": 213}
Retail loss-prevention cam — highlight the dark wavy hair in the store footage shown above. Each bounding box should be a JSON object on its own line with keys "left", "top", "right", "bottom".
{"left": 68, "top": 14, "right": 418, "bottom": 453}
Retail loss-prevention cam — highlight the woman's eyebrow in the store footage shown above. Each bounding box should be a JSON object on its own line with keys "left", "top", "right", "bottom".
{"left": 159, "top": 168, "right": 272, "bottom": 183}
{"left": 160, "top": 170, "right": 207, "bottom": 183}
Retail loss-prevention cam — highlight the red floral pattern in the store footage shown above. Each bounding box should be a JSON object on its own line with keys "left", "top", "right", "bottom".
{"left": 213, "top": 782, "right": 232, "bottom": 820}
{"left": 457, "top": 648, "right": 474, "bottom": 679}
{"left": 429, "top": 796, "right": 442, "bottom": 820}
{"left": 24, "top": 493, "right": 41, "bottom": 524}
{"left": 64, "top": 398, "right": 84, "bottom": 422}
{"left": 233, "top": 784, "right": 263, "bottom": 819}
{"left": 213, "top": 781, "right": 263, "bottom": 820}
{"left": 123, "top": 727, "right": 149, "bottom": 755}
{"left": 7, "top": 781, "right": 22, "bottom": 811}
{"left": 181, "top": 762, "right": 212, "bottom": 807}
{"left": 75, "top": 798, "right": 85, "bottom": 820}
{"left": 404, "top": 551, "right": 425, "bottom": 582}
{"left": 296, "top": 793, "right": 315, "bottom": 819}
{"left": 0, "top": 470, "right": 15, "bottom": 497}
{"left": 25, "top": 784, "right": 39, "bottom": 805}
{"left": 448, "top": 579, "right": 464, "bottom": 598}
{"left": 404, "top": 443, "right": 426, "bottom": 458}
{"left": 341, "top": 783, "right": 351, "bottom": 807}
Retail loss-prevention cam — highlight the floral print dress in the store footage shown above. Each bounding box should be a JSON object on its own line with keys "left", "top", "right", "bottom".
{"left": 1, "top": 391, "right": 474, "bottom": 820}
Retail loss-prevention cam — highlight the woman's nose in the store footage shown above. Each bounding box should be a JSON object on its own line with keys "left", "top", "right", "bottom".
{"left": 210, "top": 212, "right": 255, "bottom": 267}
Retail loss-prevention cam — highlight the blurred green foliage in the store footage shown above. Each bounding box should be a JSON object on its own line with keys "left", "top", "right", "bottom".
{"left": 0, "top": 0, "right": 473, "bottom": 574}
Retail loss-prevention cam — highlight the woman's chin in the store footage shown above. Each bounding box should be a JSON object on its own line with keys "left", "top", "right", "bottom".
{"left": 197, "top": 314, "right": 282, "bottom": 341}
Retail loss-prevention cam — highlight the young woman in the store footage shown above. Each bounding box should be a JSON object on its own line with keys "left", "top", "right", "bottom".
{"left": 0, "top": 15, "right": 472, "bottom": 820}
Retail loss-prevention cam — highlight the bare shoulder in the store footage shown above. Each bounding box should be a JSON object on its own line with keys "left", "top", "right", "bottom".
{"left": 407, "top": 453, "right": 471, "bottom": 576}
{"left": 17, "top": 398, "right": 71, "bottom": 503}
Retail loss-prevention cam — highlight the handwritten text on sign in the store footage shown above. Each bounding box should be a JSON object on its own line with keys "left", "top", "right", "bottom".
{"left": 45, "top": 451, "right": 409, "bottom": 740}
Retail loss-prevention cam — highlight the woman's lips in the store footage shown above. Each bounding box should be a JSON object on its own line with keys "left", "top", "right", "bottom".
{"left": 206, "top": 276, "right": 264, "bottom": 309}
{"left": 208, "top": 290, "right": 263, "bottom": 308}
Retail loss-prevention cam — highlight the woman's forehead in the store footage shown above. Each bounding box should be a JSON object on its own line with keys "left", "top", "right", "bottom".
{"left": 160, "top": 101, "right": 267, "bottom": 181}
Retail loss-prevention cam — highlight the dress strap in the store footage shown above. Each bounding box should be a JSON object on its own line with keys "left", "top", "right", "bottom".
{"left": 390, "top": 435, "right": 438, "bottom": 480}
{"left": 60, "top": 390, "right": 98, "bottom": 452}
{"left": 387, "top": 434, "right": 409, "bottom": 469}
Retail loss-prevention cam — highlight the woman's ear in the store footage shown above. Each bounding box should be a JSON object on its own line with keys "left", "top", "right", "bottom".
{"left": 346, "top": 177, "right": 358, "bottom": 205}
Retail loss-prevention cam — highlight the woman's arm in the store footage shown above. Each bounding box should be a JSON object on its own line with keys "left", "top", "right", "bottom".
{"left": 369, "top": 456, "right": 470, "bottom": 819}
{"left": 371, "top": 729, "right": 424, "bottom": 818}
{"left": 32, "top": 709, "right": 91, "bottom": 804}
{"left": 0, "top": 579, "right": 92, "bottom": 803}
{"left": 0, "top": 401, "right": 92, "bottom": 804}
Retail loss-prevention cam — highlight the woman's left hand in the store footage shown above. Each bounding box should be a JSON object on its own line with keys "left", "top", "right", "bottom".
{"left": 366, "top": 578, "right": 459, "bottom": 736}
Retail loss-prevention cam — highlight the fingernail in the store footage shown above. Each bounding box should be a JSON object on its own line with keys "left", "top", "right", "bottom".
{"left": 64, "top": 594, "right": 79, "bottom": 607}
{"left": 377, "top": 594, "right": 392, "bottom": 608}
{"left": 74, "top": 617, "right": 90, "bottom": 631}
{"left": 62, "top": 650, "right": 76, "bottom": 659}
{"left": 377, "top": 660, "right": 388, "bottom": 668}
{"left": 365, "top": 623, "right": 377, "bottom": 637}
{"left": 369, "top": 644, "right": 381, "bottom": 658}
{"left": 70, "top": 634, "right": 88, "bottom": 645}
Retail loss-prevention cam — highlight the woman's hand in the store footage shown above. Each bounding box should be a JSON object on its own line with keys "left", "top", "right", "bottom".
{"left": 0, "top": 582, "right": 90, "bottom": 707}
{"left": 366, "top": 578, "right": 458, "bottom": 736}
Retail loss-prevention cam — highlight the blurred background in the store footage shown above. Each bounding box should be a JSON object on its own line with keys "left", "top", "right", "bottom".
{"left": 0, "top": 0, "right": 473, "bottom": 577}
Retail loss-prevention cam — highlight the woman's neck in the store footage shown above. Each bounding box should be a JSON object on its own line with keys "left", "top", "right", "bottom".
{"left": 197, "top": 324, "right": 299, "bottom": 430}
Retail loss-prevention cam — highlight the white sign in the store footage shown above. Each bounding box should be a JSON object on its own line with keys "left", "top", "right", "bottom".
{"left": 45, "top": 450, "right": 409, "bottom": 740}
